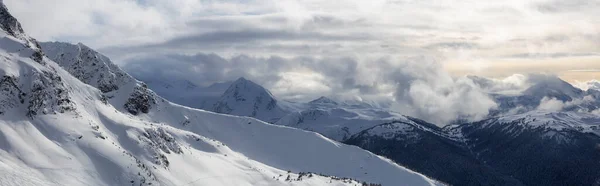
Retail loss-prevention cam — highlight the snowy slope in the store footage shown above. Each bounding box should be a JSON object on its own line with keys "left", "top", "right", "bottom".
{"left": 0, "top": 4, "right": 439, "bottom": 186}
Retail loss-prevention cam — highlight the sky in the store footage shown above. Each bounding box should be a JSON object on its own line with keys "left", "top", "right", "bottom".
{"left": 4, "top": 0, "right": 600, "bottom": 124}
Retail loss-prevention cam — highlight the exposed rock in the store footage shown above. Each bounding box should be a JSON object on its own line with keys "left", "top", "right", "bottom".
{"left": 124, "top": 84, "right": 156, "bottom": 115}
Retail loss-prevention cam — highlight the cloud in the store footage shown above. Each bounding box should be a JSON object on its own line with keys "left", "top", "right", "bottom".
{"left": 467, "top": 74, "right": 530, "bottom": 94}
{"left": 6, "top": 0, "right": 600, "bottom": 62}
{"left": 575, "top": 80, "right": 600, "bottom": 91}
{"left": 122, "top": 50, "right": 599, "bottom": 125}
{"left": 536, "top": 95, "right": 598, "bottom": 113}
{"left": 389, "top": 56, "right": 498, "bottom": 124}
{"left": 124, "top": 51, "right": 501, "bottom": 125}
{"left": 122, "top": 53, "right": 396, "bottom": 102}
{"left": 537, "top": 97, "right": 567, "bottom": 112}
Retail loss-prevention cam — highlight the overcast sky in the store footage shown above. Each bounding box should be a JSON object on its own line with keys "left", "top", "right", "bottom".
{"left": 5, "top": 0, "right": 600, "bottom": 124}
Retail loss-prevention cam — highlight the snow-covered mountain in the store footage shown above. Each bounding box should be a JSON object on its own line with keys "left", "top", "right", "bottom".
{"left": 276, "top": 96, "right": 409, "bottom": 141}
{"left": 443, "top": 111, "right": 600, "bottom": 186}
{"left": 344, "top": 118, "right": 525, "bottom": 186}
{"left": 0, "top": 4, "right": 440, "bottom": 186}
{"left": 210, "top": 77, "right": 288, "bottom": 123}
{"left": 194, "top": 77, "right": 600, "bottom": 186}
{"left": 469, "top": 74, "right": 600, "bottom": 116}
{"left": 346, "top": 110, "right": 600, "bottom": 186}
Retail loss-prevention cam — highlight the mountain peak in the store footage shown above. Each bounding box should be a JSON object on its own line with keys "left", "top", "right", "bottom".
{"left": 309, "top": 96, "right": 338, "bottom": 105}
{"left": 212, "top": 77, "right": 286, "bottom": 123}
{"left": 0, "top": 2, "right": 44, "bottom": 63}
{"left": 235, "top": 77, "right": 249, "bottom": 82}
{"left": 231, "top": 77, "right": 261, "bottom": 88}
{"left": 523, "top": 74, "right": 583, "bottom": 101}
{"left": 40, "top": 41, "right": 135, "bottom": 93}
{"left": 226, "top": 77, "right": 272, "bottom": 96}
{"left": 0, "top": 2, "right": 24, "bottom": 37}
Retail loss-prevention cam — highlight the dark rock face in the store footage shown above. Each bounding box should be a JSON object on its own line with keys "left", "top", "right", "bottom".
{"left": 124, "top": 85, "right": 156, "bottom": 115}
{"left": 0, "top": 70, "right": 75, "bottom": 117}
{"left": 0, "top": 75, "right": 25, "bottom": 114}
{"left": 26, "top": 70, "right": 75, "bottom": 117}
{"left": 0, "top": 2, "right": 24, "bottom": 38}
{"left": 140, "top": 127, "right": 183, "bottom": 168}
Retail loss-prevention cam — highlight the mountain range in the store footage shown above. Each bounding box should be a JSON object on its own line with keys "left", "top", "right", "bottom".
{"left": 122, "top": 56, "right": 600, "bottom": 185}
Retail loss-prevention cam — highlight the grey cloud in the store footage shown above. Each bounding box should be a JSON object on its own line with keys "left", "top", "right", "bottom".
{"left": 121, "top": 52, "right": 384, "bottom": 102}
{"left": 504, "top": 52, "right": 600, "bottom": 59}
{"left": 123, "top": 52, "right": 501, "bottom": 125}
{"left": 163, "top": 29, "right": 371, "bottom": 46}
{"left": 424, "top": 42, "right": 480, "bottom": 50}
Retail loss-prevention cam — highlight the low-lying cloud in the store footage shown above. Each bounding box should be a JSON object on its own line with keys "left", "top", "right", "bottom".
{"left": 390, "top": 56, "right": 498, "bottom": 124}
{"left": 123, "top": 53, "right": 505, "bottom": 125}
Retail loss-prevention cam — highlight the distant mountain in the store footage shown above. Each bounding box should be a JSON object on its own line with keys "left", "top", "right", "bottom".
{"left": 2, "top": 4, "right": 439, "bottom": 186}
{"left": 196, "top": 77, "right": 600, "bottom": 186}
{"left": 277, "top": 96, "right": 408, "bottom": 141}
{"left": 309, "top": 96, "right": 339, "bottom": 105}
{"left": 345, "top": 118, "right": 525, "bottom": 186}
{"left": 210, "top": 77, "right": 288, "bottom": 123}
{"left": 444, "top": 111, "right": 600, "bottom": 186}
{"left": 138, "top": 76, "right": 231, "bottom": 109}
{"left": 467, "top": 74, "right": 600, "bottom": 116}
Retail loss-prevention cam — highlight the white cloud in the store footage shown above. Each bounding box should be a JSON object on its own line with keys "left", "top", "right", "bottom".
{"left": 4, "top": 0, "right": 599, "bottom": 60}
{"left": 537, "top": 97, "right": 566, "bottom": 112}
{"left": 575, "top": 79, "right": 600, "bottom": 91}
{"left": 390, "top": 56, "right": 498, "bottom": 124}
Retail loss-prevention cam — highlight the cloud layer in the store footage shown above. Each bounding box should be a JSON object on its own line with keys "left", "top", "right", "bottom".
{"left": 6, "top": 0, "right": 600, "bottom": 125}
{"left": 123, "top": 53, "right": 502, "bottom": 124}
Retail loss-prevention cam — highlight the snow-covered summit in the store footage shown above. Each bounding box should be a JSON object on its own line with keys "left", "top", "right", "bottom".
{"left": 211, "top": 77, "right": 287, "bottom": 123}
{"left": 40, "top": 41, "right": 158, "bottom": 115}
{"left": 40, "top": 42, "right": 134, "bottom": 93}
{"left": 309, "top": 96, "right": 339, "bottom": 106}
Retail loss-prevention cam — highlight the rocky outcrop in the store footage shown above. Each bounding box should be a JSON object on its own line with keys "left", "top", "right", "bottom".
{"left": 26, "top": 70, "right": 75, "bottom": 117}
{"left": 124, "top": 84, "right": 156, "bottom": 115}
